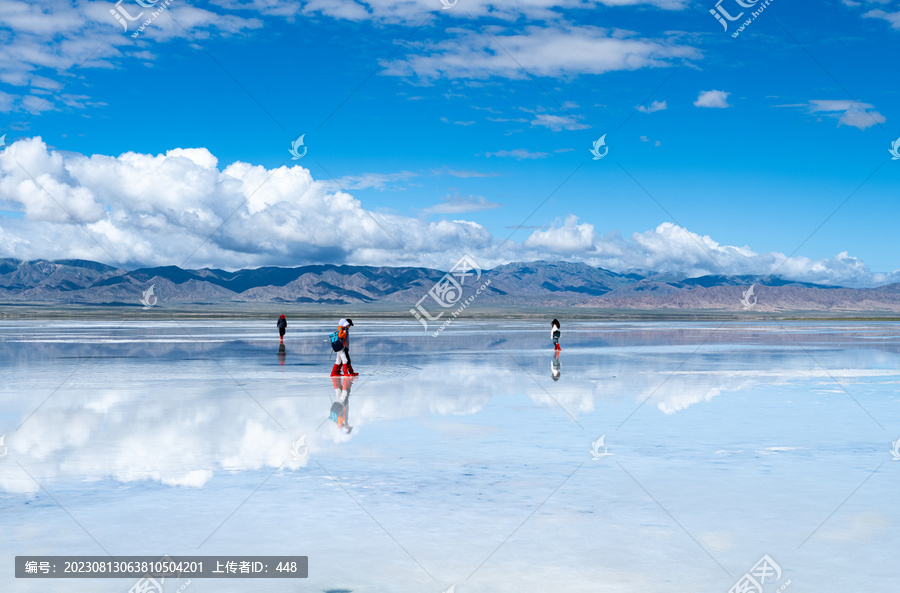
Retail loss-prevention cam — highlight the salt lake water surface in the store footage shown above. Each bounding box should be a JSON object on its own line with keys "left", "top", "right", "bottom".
{"left": 1, "top": 319, "right": 898, "bottom": 592}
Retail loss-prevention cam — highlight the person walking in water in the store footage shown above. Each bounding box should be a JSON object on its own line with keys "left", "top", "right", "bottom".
{"left": 330, "top": 318, "right": 359, "bottom": 377}
{"left": 551, "top": 318, "right": 561, "bottom": 352}
{"left": 277, "top": 314, "right": 287, "bottom": 343}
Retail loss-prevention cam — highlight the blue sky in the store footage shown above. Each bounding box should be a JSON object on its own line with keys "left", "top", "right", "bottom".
{"left": 0, "top": 0, "right": 897, "bottom": 285}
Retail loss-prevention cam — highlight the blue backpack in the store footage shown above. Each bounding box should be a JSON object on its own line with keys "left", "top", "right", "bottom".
{"left": 329, "top": 331, "right": 344, "bottom": 352}
{"left": 330, "top": 402, "right": 343, "bottom": 422}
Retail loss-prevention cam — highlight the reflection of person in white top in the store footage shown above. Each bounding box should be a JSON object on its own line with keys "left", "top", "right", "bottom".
{"left": 551, "top": 351, "right": 561, "bottom": 381}
{"left": 329, "top": 376, "right": 354, "bottom": 434}
{"left": 551, "top": 318, "right": 561, "bottom": 352}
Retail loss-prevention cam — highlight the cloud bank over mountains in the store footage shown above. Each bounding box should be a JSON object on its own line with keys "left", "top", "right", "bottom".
{"left": 0, "top": 137, "right": 897, "bottom": 287}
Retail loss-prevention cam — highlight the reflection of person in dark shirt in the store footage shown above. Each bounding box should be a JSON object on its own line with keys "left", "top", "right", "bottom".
{"left": 277, "top": 342, "right": 286, "bottom": 366}
{"left": 329, "top": 376, "right": 354, "bottom": 434}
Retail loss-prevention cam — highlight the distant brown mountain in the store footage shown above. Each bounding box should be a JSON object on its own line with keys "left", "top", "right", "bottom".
{"left": 0, "top": 258, "right": 898, "bottom": 311}
{"left": 588, "top": 282, "right": 900, "bottom": 311}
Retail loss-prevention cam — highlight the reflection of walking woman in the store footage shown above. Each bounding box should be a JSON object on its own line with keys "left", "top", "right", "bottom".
{"left": 277, "top": 314, "right": 287, "bottom": 343}
{"left": 551, "top": 318, "right": 561, "bottom": 352}
{"left": 330, "top": 376, "right": 354, "bottom": 434}
{"left": 330, "top": 318, "right": 359, "bottom": 377}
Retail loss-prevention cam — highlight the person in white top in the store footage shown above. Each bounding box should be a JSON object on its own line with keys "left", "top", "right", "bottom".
{"left": 551, "top": 318, "right": 561, "bottom": 352}
{"left": 330, "top": 318, "right": 359, "bottom": 377}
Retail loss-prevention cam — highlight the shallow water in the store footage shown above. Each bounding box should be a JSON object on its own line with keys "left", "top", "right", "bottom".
{"left": 1, "top": 320, "right": 898, "bottom": 592}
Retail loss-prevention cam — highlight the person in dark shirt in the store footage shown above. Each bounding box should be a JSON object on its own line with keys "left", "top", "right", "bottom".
{"left": 277, "top": 314, "right": 287, "bottom": 343}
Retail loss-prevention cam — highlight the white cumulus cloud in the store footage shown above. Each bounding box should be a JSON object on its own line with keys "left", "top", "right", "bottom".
{"left": 636, "top": 100, "right": 667, "bottom": 113}
{"left": 422, "top": 195, "right": 503, "bottom": 215}
{"left": 862, "top": 8, "right": 900, "bottom": 29}
{"left": 530, "top": 113, "right": 591, "bottom": 131}
{"left": 807, "top": 99, "right": 886, "bottom": 130}
{"left": 295, "top": 0, "right": 690, "bottom": 24}
{"left": 0, "top": 137, "right": 493, "bottom": 270}
{"left": 694, "top": 90, "right": 730, "bottom": 108}
{"left": 484, "top": 148, "right": 551, "bottom": 159}
{"left": 383, "top": 26, "right": 699, "bottom": 80}
{"left": 524, "top": 214, "right": 595, "bottom": 253}
{"left": 0, "top": 2, "right": 263, "bottom": 115}
{"left": 1, "top": 138, "right": 897, "bottom": 287}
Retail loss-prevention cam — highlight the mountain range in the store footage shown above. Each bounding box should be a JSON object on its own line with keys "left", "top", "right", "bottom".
{"left": 2, "top": 258, "right": 900, "bottom": 311}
